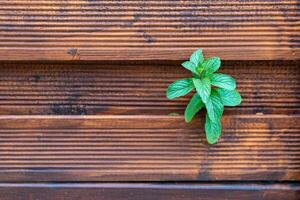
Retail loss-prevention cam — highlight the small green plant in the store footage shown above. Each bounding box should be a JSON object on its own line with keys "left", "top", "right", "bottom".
{"left": 166, "top": 49, "right": 242, "bottom": 144}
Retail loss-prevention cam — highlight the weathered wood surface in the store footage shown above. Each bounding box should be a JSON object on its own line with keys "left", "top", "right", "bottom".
{"left": 0, "top": 183, "right": 299, "bottom": 200}
{"left": 0, "top": 61, "right": 299, "bottom": 184}
{"left": 0, "top": 114, "right": 299, "bottom": 182}
{"left": 0, "top": 1, "right": 299, "bottom": 199}
{"left": 0, "top": 0, "right": 299, "bottom": 60}
{"left": 0, "top": 61, "right": 298, "bottom": 115}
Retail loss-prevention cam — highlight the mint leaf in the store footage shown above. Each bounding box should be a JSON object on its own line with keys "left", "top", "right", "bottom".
{"left": 192, "top": 77, "right": 211, "bottom": 103}
{"left": 216, "top": 88, "right": 242, "bottom": 106}
{"left": 203, "top": 57, "right": 221, "bottom": 74}
{"left": 181, "top": 61, "right": 198, "bottom": 75}
{"left": 166, "top": 49, "right": 242, "bottom": 145}
{"left": 205, "top": 114, "right": 222, "bottom": 144}
{"left": 190, "top": 49, "right": 204, "bottom": 67}
{"left": 166, "top": 78, "right": 194, "bottom": 99}
{"left": 185, "top": 93, "right": 204, "bottom": 122}
{"left": 211, "top": 73, "right": 236, "bottom": 90}
{"left": 205, "top": 90, "right": 224, "bottom": 122}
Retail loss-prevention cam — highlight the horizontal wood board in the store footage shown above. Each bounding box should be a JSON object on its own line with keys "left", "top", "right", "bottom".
{"left": 0, "top": 183, "right": 299, "bottom": 200}
{"left": 0, "top": 114, "right": 299, "bottom": 182}
{"left": 0, "top": 61, "right": 298, "bottom": 115}
{"left": 0, "top": 0, "right": 299, "bottom": 60}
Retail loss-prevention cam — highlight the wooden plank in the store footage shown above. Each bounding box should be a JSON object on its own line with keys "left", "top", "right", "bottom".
{"left": 0, "top": 61, "right": 298, "bottom": 115}
{"left": 0, "top": 0, "right": 299, "bottom": 60}
{"left": 0, "top": 183, "right": 299, "bottom": 200}
{"left": 0, "top": 115, "right": 299, "bottom": 182}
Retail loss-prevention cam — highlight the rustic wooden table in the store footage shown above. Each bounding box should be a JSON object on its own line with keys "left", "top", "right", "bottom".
{"left": 0, "top": 1, "right": 299, "bottom": 199}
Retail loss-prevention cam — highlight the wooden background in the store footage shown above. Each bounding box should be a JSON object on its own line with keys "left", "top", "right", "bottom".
{"left": 0, "top": 1, "right": 299, "bottom": 199}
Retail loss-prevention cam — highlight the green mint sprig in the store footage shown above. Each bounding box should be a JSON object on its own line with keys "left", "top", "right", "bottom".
{"left": 166, "top": 49, "right": 242, "bottom": 144}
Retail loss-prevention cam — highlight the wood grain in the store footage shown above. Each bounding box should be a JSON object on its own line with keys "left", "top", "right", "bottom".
{"left": 0, "top": 183, "right": 299, "bottom": 200}
{"left": 0, "top": 43, "right": 299, "bottom": 199}
{"left": 0, "top": 0, "right": 299, "bottom": 60}
{"left": 0, "top": 61, "right": 298, "bottom": 115}
{"left": 0, "top": 114, "right": 299, "bottom": 182}
{"left": 0, "top": 61, "right": 299, "bottom": 182}
{"left": 0, "top": 1, "right": 299, "bottom": 199}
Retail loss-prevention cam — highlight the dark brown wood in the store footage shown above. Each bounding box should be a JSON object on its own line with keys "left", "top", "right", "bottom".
{"left": 0, "top": 1, "right": 299, "bottom": 199}
{"left": 0, "top": 183, "right": 299, "bottom": 200}
{"left": 0, "top": 0, "right": 299, "bottom": 60}
{"left": 0, "top": 115, "right": 299, "bottom": 182}
{"left": 0, "top": 61, "right": 298, "bottom": 115}
{"left": 0, "top": 61, "right": 299, "bottom": 182}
